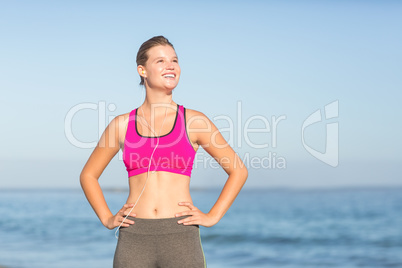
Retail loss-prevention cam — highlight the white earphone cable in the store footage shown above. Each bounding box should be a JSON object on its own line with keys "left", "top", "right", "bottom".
{"left": 115, "top": 99, "right": 173, "bottom": 239}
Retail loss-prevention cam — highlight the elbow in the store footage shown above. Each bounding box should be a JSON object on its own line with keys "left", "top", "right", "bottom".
{"left": 241, "top": 166, "right": 248, "bottom": 181}
{"left": 234, "top": 165, "right": 248, "bottom": 182}
{"left": 79, "top": 172, "right": 87, "bottom": 188}
{"left": 79, "top": 171, "right": 95, "bottom": 188}
{"left": 80, "top": 170, "right": 99, "bottom": 185}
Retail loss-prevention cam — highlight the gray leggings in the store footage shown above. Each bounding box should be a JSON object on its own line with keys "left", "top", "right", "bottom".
{"left": 113, "top": 215, "right": 207, "bottom": 268}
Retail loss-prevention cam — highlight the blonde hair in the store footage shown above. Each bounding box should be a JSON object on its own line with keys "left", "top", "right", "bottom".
{"left": 136, "top": 36, "right": 175, "bottom": 85}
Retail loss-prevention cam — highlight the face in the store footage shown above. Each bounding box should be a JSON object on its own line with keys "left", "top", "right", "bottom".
{"left": 139, "top": 45, "right": 181, "bottom": 90}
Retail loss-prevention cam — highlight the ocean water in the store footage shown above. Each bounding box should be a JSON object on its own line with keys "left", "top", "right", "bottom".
{"left": 0, "top": 187, "right": 402, "bottom": 268}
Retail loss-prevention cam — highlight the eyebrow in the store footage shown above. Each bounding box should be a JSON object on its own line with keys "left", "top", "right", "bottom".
{"left": 153, "top": 56, "right": 179, "bottom": 61}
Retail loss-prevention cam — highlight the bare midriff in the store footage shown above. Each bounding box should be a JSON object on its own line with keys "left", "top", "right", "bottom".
{"left": 125, "top": 171, "right": 193, "bottom": 219}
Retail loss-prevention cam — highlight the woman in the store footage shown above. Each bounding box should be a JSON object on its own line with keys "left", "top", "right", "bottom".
{"left": 80, "top": 36, "right": 248, "bottom": 268}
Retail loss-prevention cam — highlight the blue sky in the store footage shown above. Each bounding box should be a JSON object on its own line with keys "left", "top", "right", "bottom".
{"left": 0, "top": 1, "right": 401, "bottom": 189}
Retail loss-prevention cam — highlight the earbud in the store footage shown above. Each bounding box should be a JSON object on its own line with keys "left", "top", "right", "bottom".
{"left": 142, "top": 70, "right": 145, "bottom": 74}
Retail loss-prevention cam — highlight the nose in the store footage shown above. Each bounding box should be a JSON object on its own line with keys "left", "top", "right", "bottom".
{"left": 166, "top": 60, "right": 175, "bottom": 70}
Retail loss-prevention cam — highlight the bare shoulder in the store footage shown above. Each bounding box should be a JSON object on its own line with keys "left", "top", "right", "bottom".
{"left": 184, "top": 107, "right": 221, "bottom": 148}
{"left": 117, "top": 111, "right": 131, "bottom": 122}
{"left": 184, "top": 107, "right": 213, "bottom": 129}
{"left": 184, "top": 107, "right": 204, "bottom": 117}
{"left": 112, "top": 111, "right": 130, "bottom": 129}
{"left": 111, "top": 111, "right": 131, "bottom": 149}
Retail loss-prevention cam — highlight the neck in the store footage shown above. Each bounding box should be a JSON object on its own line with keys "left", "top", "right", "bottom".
{"left": 141, "top": 87, "right": 175, "bottom": 115}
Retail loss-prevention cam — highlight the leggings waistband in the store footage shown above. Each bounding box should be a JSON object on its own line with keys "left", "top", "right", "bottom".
{"left": 120, "top": 215, "right": 198, "bottom": 235}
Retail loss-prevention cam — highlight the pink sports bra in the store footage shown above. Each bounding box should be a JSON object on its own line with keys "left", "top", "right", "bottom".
{"left": 123, "top": 104, "right": 196, "bottom": 178}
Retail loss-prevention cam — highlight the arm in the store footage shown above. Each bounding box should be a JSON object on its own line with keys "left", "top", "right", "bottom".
{"left": 80, "top": 114, "right": 135, "bottom": 229}
{"left": 176, "top": 110, "right": 248, "bottom": 227}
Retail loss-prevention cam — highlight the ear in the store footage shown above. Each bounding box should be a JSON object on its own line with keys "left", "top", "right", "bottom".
{"left": 137, "top": 65, "right": 146, "bottom": 78}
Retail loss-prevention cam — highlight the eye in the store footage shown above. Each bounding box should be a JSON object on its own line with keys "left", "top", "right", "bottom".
{"left": 157, "top": 59, "right": 163, "bottom": 63}
{"left": 173, "top": 59, "right": 178, "bottom": 63}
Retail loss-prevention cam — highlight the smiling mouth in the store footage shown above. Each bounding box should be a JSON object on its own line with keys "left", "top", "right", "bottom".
{"left": 163, "top": 74, "right": 176, "bottom": 79}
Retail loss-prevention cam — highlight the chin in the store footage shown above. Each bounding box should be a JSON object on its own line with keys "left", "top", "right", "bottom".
{"left": 165, "top": 86, "right": 177, "bottom": 92}
{"left": 164, "top": 83, "right": 178, "bottom": 91}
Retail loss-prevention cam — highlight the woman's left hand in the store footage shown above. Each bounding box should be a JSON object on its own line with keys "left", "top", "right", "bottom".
{"left": 175, "top": 202, "right": 219, "bottom": 227}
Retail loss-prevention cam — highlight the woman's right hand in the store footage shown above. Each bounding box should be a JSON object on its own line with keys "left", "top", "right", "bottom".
{"left": 104, "top": 203, "right": 137, "bottom": 230}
